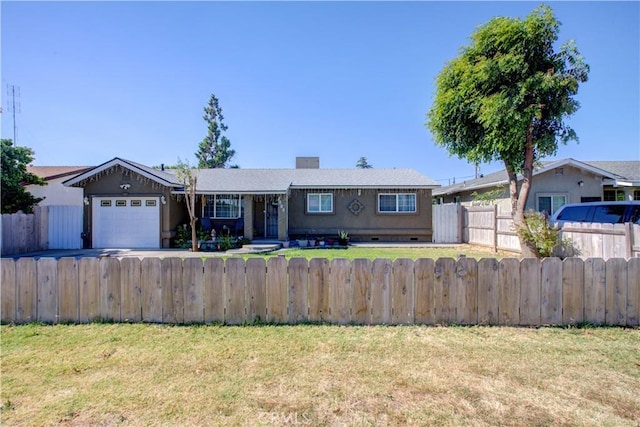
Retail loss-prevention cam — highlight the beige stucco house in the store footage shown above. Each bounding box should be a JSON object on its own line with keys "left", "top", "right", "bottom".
{"left": 64, "top": 157, "right": 439, "bottom": 248}
{"left": 433, "top": 158, "right": 640, "bottom": 215}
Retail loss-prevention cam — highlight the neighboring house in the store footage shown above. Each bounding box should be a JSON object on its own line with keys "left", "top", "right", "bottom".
{"left": 64, "top": 157, "right": 439, "bottom": 249}
{"left": 26, "top": 166, "right": 92, "bottom": 206}
{"left": 433, "top": 158, "right": 640, "bottom": 215}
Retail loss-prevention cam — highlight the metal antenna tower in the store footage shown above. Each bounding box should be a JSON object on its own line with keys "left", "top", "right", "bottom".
{"left": 6, "top": 84, "right": 21, "bottom": 143}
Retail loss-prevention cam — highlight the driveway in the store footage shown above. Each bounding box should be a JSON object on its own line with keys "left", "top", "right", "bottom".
{"left": 1, "top": 243, "right": 282, "bottom": 260}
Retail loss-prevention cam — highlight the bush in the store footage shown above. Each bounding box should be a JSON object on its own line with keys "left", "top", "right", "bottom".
{"left": 517, "top": 210, "right": 580, "bottom": 258}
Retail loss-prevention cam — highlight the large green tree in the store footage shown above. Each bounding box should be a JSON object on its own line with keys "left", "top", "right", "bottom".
{"left": 426, "top": 5, "right": 589, "bottom": 257}
{"left": 1, "top": 139, "right": 45, "bottom": 213}
{"left": 196, "top": 93, "right": 236, "bottom": 168}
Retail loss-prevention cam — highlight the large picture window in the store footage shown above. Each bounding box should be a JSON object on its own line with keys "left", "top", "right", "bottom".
{"left": 537, "top": 194, "right": 566, "bottom": 215}
{"left": 378, "top": 193, "right": 416, "bottom": 213}
{"left": 307, "top": 193, "right": 333, "bottom": 213}
{"left": 204, "top": 195, "right": 240, "bottom": 218}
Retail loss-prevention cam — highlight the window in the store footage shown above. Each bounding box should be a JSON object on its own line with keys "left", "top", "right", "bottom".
{"left": 100, "top": 200, "right": 112, "bottom": 207}
{"left": 604, "top": 189, "right": 625, "bottom": 201}
{"left": 592, "top": 205, "right": 626, "bottom": 224}
{"left": 307, "top": 193, "right": 333, "bottom": 213}
{"left": 580, "top": 197, "right": 601, "bottom": 203}
{"left": 378, "top": 193, "right": 417, "bottom": 213}
{"left": 116, "top": 200, "right": 126, "bottom": 207}
{"left": 131, "top": 200, "right": 142, "bottom": 207}
{"left": 556, "top": 206, "right": 592, "bottom": 222}
{"left": 145, "top": 200, "right": 157, "bottom": 207}
{"left": 204, "top": 195, "right": 240, "bottom": 218}
{"left": 633, "top": 190, "right": 640, "bottom": 201}
{"left": 537, "top": 194, "right": 566, "bottom": 215}
{"left": 630, "top": 206, "right": 640, "bottom": 224}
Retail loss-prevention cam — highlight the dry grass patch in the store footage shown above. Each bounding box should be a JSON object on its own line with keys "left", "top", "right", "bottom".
{"left": 1, "top": 324, "right": 638, "bottom": 426}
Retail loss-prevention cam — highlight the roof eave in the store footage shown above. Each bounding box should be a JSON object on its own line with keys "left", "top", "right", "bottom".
{"left": 64, "top": 157, "right": 179, "bottom": 187}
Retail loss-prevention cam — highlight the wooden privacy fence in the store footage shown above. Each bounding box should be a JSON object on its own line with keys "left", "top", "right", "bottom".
{"left": 1, "top": 206, "right": 83, "bottom": 256}
{"left": 435, "top": 203, "right": 640, "bottom": 258}
{"left": 2, "top": 256, "right": 638, "bottom": 327}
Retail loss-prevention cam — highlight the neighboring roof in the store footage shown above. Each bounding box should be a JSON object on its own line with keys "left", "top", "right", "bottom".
{"left": 583, "top": 161, "right": 640, "bottom": 181}
{"left": 64, "top": 158, "right": 181, "bottom": 187}
{"left": 63, "top": 157, "right": 440, "bottom": 193}
{"left": 27, "top": 166, "right": 92, "bottom": 181}
{"left": 433, "top": 158, "right": 638, "bottom": 196}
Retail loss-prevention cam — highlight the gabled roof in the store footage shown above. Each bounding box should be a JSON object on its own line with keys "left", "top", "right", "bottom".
{"left": 583, "top": 161, "right": 640, "bottom": 182}
{"left": 27, "top": 166, "right": 92, "bottom": 181}
{"left": 64, "top": 158, "right": 181, "bottom": 187}
{"left": 433, "top": 158, "right": 635, "bottom": 196}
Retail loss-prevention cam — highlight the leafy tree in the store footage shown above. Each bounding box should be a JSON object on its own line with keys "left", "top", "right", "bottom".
{"left": 1, "top": 139, "right": 45, "bottom": 213}
{"left": 356, "top": 157, "right": 373, "bottom": 169}
{"left": 426, "top": 5, "right": 589, "bottom": 257}
{"left": 196, "top": 93, "right": 236, "bottom": 168}
{"left": 471, "top": 185, "right": 506, "bottom": 206}
{"left": 175, "top": 158, "right": 199, "bottom": 252}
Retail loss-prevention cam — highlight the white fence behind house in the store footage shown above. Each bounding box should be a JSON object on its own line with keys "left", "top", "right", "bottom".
{"left": 432, "top": 204, "right": 463, "bottom": 243}
{"left": 1, "top": 206, "right": 83, "bottom": 255}
{"left": 47, "top": 206, "right": 83, "bottom": 250}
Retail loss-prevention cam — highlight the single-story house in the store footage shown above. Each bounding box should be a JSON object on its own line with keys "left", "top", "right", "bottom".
{"left": 64, "top": 157, "right": 440, "bottom": 248}
{"left": 433, "top": 158, "right": 640, "bottom": 214}
{"left": 26, "top": 166, "right": 92, "bottom": 206}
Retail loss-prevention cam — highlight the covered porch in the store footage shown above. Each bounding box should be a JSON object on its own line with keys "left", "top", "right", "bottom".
{"left": 194, "top": 193, "right": 289, "bottom": 241}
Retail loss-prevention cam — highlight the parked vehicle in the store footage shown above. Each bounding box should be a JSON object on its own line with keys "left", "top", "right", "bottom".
{"left": 550, "top": 201, "right": 640, "bottom": 226}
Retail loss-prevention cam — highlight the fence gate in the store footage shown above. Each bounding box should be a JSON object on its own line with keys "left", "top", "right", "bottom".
{"left": 47, "top": 206, "right": 83, "bottom": 249}
{"left": 432, "top": 204, "right": 462, "bottom": 243}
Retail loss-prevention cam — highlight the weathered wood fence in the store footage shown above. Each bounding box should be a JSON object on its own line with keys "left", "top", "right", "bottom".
{"left": 1, "top": 206, "right": 83, "bottom": 256}
{"left": 2, "top": 257, "right": 638, "bottom": 326}
{"left": 434, "top": 203, "right": 640, "bottom": 258}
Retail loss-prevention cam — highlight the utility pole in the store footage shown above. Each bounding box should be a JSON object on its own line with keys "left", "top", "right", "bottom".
{"left": 6, "top": 84, "right": 20, "bottom": 143}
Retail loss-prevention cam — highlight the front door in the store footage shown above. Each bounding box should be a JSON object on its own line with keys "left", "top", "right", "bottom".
{"left": 266, "top": 203, "right": 278, "bottom": 238}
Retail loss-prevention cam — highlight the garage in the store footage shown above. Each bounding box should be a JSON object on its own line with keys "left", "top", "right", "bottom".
{"left": 92, "top": 197, "right": 160, "bottom": 248}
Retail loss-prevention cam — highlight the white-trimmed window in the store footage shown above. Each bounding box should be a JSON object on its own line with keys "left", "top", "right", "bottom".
{"left": 604, "top": 189, "right": 626, "bottom": 201}
{"left": 204, "top": 195, "right": 241, "bottom": 218}
{"left": 307, "top": 193, "right": 333, "bottom": 213}
{"left": 378, "top": 193, "right": 417, "bottom": 213}
{"left": 537, "top": 193, "right": 567, "bottom": 215}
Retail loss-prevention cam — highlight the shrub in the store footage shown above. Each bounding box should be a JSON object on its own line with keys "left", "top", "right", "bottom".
{"left": 517, "top": 210, "right": 578, "bottom": 258}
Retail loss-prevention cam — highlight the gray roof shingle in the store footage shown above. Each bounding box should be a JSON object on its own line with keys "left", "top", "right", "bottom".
{"left": 433, "top": 158, "right": 640, "bottom": 196}
{"left": 191, "top": 168, "right": 439, "bottom": 193}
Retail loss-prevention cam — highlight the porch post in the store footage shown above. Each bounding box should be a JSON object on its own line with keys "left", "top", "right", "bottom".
{"left": 243, "top": 195, "right": 254, "bottom": 240}
{"left": 278, "top": 195, "right": 288, "bottom": 241}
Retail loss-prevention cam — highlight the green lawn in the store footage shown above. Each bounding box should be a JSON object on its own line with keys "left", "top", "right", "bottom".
{"left": 234, "top": 245, "right": 515, "bottom": 261}
{"left": 2, "top": 324, "right": 638, "bottom": 426}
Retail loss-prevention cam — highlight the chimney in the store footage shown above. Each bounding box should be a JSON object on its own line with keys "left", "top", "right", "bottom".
{"left": 295, "top": 157, "right": 320, "bottom": 169}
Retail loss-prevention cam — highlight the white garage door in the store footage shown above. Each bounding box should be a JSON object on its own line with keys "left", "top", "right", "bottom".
{"left": 93, "top": 197, "right": 160, "bottom": 248}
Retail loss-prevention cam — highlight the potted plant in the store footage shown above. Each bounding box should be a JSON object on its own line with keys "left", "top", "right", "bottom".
{"left": 338, "top": 231, "right": 349, "bottom": 246}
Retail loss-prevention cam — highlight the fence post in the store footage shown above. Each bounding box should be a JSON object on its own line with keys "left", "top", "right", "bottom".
{"left": 493, "top": 204, "right": 498, "bottom": 253}
{"left": 624, "top": 222, "right": 632, "bottom": 259}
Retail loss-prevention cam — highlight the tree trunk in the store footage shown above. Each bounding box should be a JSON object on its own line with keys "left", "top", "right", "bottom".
{"left": 190, "top": 218, "right": 198, "bottom": 252}
{"left": 507, "top": 129, "right": 538, "bottom": 258}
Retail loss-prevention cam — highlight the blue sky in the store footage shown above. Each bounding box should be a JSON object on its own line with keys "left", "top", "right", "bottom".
{"left": 1, "top": 1, "right": 638, "bottom": 185}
